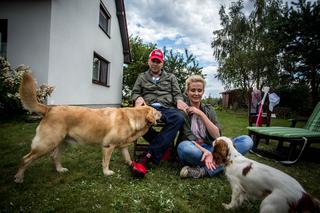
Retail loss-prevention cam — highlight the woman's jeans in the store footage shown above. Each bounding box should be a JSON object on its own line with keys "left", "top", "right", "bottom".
{"left": 177, "top": 135, "right": 253, "bottom": 177}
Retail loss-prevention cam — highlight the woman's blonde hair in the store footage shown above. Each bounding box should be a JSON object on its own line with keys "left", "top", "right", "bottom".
{"left": 185, "top": 75, "right": 206, "bottom": 94}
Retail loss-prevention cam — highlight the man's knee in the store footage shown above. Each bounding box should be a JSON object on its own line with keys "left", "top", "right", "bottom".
{"left": 173, "top": 110, "right": 184, "bottom": 126}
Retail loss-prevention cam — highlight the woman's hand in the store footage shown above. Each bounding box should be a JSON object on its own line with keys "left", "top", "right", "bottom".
{"left": 186, "top": 106, "right": 203, "bottom": 116}
{"left": 201, "top": 151, "right": 216, "bottom": 171}
{"left": 191, "top": 141, "right": 217, "bottom": 170}
{"left": 188, "top": 106, "right": 220, "bottom": 139}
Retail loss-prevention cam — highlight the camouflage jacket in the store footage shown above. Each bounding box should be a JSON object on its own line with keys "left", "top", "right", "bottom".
{"left": 131, "top": 70, "right": 184, "bottom": 108}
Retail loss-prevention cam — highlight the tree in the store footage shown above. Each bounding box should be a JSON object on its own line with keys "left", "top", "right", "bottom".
{"left": 163, "top": 47, "right": 203, "bottom": 93}
{"left": 277, "top": 0, "right": 320, "bottom": 106}
{"left": 122, "top": 36, "right": 203, "bottom": 103}
{"left": 212, "top": 1, "right": 255, "bottom": 91}
{"left": 211, "top": 0, "right": 282, "bottom": 92}
{"left": 212, "top": 0, "right": 320, "bottom": 108}
{"left": 0, "top": 57, "right": 54, "bottom": 117}
{"left": 122, "top": 36, "right": 156, "bottom": 102}
{"left": 249, "top": 0, "right": 284, "bottom": 89}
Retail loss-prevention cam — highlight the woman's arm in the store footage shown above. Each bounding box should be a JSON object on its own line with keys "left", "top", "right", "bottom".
{"left": 192, "top": 141, "right": 216, "bottom": 170}
{"left": 187, "top": 107, "right": 220, "bottom": 138}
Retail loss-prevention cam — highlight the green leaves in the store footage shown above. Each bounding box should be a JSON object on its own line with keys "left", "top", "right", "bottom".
{"left": 122, "top": 36, "right": 203, "bottom": 102}
{"left": 212, "top": 0, "right": 320, "bottom": 108}
{"left": 0, "top": 57, "right": 54, "bottom": 117}
{"left": 122, "top": 36, "right": 156, "bottom": 102}
{"left": 163, "top": 48, "right": 203, "bottom": 93}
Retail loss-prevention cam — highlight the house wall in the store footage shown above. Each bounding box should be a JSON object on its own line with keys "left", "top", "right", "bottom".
{"left": 222, "top": 94, "right": 229, "bottom": 108}
{"left": 0, "top": 0, "right": 51, "bottom": 84}
{"left": 48, "top": 0, "right": 124, "bottom": 106}
{"left": 221, "top": 90, "right": 247, "bottom": 109}
{"left": 0, "top": 0, "right": 125, "bottom": 107}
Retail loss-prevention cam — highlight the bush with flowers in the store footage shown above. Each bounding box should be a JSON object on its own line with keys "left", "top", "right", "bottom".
{"left": 0, "top": 57, "right": 54, "bottom": 117}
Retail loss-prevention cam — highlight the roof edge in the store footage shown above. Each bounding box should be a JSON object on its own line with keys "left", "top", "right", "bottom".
{"left": 115, "top": 0, "right": 131, "bottom": 64}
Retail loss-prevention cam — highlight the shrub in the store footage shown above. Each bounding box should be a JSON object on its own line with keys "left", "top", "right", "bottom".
{"left": 213, "top": 105, "right": 224, "bottom": 111}
{"left": 274, "top": 84, "right": 313, "bottom": 116}
{"left": 0, "top": 57, "right": 54, "bottom": 117}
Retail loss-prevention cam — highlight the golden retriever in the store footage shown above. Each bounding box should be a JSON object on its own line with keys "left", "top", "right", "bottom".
{"left": 14, "top": 72, "right": 161, "bottom": 183}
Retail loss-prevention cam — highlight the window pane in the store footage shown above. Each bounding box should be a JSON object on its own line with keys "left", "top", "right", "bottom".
{"left": 99, "top": 4, "right": 110, "bottom": 35}
{"left": 92, "top": 57, "right": 100, "bottom": 81}
{"left": 100, "top": 61, "right": 108, "bottom": 84}
{"left": 0, "top": 19, "right": 8, "bottom": 58}
{"left": 99, "top": 10, "right": 108, "bottom": 32}
{"left": 92, "top": 53, "right": 109, "bottom": 86}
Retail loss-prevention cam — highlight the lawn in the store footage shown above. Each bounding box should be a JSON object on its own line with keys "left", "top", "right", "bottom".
{"left": 0, "top": 110, "right": 319, "bottom": 212}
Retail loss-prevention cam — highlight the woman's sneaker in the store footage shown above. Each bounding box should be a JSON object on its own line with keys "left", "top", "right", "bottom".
{"left": 180, "top": 166, "right": 207, "bottom": 179}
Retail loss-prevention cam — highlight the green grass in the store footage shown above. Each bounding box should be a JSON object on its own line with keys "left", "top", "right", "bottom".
{"left": 0, "top": 111, "right": 319, "bottom": 212}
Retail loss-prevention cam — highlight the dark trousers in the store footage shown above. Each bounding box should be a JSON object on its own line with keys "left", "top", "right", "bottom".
{"left": 143, "top": 107, "right": 184, "bottom": 164}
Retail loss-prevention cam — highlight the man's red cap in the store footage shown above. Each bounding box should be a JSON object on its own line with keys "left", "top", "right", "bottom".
{"left": 149, "top": 49, "right": 164, "bottom": 62}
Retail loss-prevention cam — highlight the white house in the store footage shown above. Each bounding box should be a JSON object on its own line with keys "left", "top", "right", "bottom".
{"left": 0, "top": 0, "right": 131, "bottom": 107}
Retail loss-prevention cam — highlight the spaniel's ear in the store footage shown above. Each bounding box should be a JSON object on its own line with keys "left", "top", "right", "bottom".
{"left": 212, "top": 139, "right": 229, "bottom": 165}
{"left": 146, "top": 108, "right": 156, "bottom": 124}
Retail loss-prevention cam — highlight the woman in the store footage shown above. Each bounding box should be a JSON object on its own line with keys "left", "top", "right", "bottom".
{"left": 177, "top": 75, "right": 253, "bottom": 178}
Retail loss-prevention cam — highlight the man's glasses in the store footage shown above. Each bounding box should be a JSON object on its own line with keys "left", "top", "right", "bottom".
{"left": 151, "top": 59, "right": 161, "bottom": 64}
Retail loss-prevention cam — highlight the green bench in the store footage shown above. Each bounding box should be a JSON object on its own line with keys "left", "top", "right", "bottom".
{"left": 247, "top": 102, "right": 320, "bottom": 164}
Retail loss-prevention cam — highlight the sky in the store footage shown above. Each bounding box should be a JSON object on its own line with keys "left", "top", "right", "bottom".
{"left": 123, "top": 0, "right": 254, "bottom": 98}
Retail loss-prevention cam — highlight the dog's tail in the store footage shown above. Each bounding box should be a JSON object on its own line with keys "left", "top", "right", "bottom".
{"left": 295, "top": 193, "right": 320, "bottom": 212}
{"left": 19, "top": 72, "right": 48, "bottom": 115}
{"left": 312, "top": 197, "right": 320, "bottom": 212}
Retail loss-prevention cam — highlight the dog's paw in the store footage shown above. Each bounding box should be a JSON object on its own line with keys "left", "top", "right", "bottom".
{"left": 14, "top": 175, "right": 23, "bottom": 183}
{"left": 222, "top": 203, "right": 232, "bottom": 210}
{"left": 103, "top": 170, "right": 115, "bottom": 176}
{"left": 57, "top": 167, "right": 69, "bottom": 173}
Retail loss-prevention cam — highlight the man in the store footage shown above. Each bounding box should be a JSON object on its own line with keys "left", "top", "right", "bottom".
{"left": 131, "top": 49, "right": 188, "bottom": 177}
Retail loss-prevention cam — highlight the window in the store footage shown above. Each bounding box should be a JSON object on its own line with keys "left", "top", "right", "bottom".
{"left": 99, "top": 3, "right": 111, "bottom": 36}
{"left": 0, "top": 19, "right": 8, "bottom": 58}
{"left": 92, "top": 53, "right": 110, "bottom": 86}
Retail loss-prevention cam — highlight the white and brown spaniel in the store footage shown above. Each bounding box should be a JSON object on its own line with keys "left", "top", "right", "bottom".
{"left": 212, "top": 136, "right": 320, "bottom": 213}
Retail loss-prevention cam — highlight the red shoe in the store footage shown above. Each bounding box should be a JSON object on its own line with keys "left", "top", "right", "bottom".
{"left": 136, "top": 152, "right": 153, "bottom": 169}
{"left": 130, "top": 161, "right": 147, "bottom": 178}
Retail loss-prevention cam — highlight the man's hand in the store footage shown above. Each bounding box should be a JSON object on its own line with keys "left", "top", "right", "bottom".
{"left": 135, "top": 97, "right": 145, "bottom": 106}
{"left": 176, "top": 100, "right": 189, "bottom": 113}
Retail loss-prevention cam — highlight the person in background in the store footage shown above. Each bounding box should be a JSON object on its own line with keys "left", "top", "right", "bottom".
{"left": 131, "top": 49, "right": 189, "bottom": 177}
{"left": 177, "top": 75, "right": 253, "bottom": 178}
